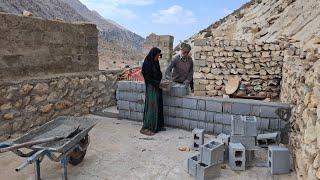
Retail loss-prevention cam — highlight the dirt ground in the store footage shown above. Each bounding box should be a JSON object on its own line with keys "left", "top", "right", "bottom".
{"left": 0, "top": 115, "right": 296, "bottom": 180}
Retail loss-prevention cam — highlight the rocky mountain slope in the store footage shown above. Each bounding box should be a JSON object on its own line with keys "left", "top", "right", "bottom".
{"left": 184, "top": 0, "right": 320, "bottom": 50}
{"left": 0, "top": 0, "right": 144, "bottom": 69}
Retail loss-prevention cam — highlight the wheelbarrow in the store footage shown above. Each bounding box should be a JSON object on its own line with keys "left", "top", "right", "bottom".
{"left": 0, "top": 116, "right": 97, "bottom": 180}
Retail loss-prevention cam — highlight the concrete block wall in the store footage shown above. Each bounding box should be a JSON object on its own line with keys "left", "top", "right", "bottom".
{"left": 116, "top": 81, "right": 291, "bottom": 139}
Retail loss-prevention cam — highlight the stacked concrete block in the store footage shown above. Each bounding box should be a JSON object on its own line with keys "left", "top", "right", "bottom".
{"left": 231, "top": 115, "right": 245, "bottom": 135}
{"left": 187, "top": 154, "right": 200, "bottom": 177}
{"left": 200, "top": 140, "right": 224, "bottom": 165}
{"left": 268, "top": 146, "right": 290, "bottom": 174}
{"left": 164, "top": 83, "right": 188, "bottom": 97}
{"left": 243, "top": 116, "right": 257, "bottom": 136}
{"left": 192, "top": 128, "right": 205, "bottom": 150}
{"left": 230, "top": 136, "right": 256, "bottom": 149}
{"left": 257, "top": 132, "right": 281, "bottom": 148}
{"left": 229, "top": 143, "right": 246, "bottom": 171}
{"left": 196, "top": 163, "right": 221, "bottom": 180}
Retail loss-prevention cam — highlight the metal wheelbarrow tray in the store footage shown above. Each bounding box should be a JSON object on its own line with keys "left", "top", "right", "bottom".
{"left": 0, "top": 116, "right": 97, "bottom": 180}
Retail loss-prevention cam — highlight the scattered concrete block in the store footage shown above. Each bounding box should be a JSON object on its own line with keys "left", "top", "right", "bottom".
{"left": 196, "top": 163, "right": 221, "bottom": 180}
{"left": 117, "top": 100, "right": 130, "bottom": 110}
{"left": 205, "top": 112, "right": 214, "bottom": 123}
{"left": 243, "top": 116, "right": 257, "bottom": 136}
{"left": 206, "top": 100, "right": 222, "bottom": 112}
{"left": 182, "top": 97, "right": 198, "bottom": 109}
{"left": 268, "top": 146, "right": 290, "bottom": 175}
{"left": 231, "top": 102, "right": 251, "bottom": 115}
{"left": 231, "top": 115, "right": 245, "bottom": 135}
{"left": 200, "top": 140, "right": 224, "bottom": 165}
{"left": 188, "top": 154, "right": 200, "bottom": 177}
{"left": 192, "top": 128, "right": 205, "bottom": 151}
{"left": 230, "top": 135, "right": 256, "bottom": 148}
{"left": 229, "top": 143, "right": 246, "bottom": 171}
{"left": 257, "top": 132, "right": 280, "bottom": 148}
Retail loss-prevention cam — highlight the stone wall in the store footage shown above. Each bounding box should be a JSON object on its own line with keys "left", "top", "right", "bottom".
{"left": 116, "top": 81, "right": 291, "bottom": 140}
{"left": 0, "top": 70, "right": 120, "bottom": 140}
{"left": 280, "top": 49, "right": 320, "bottom": 179}
{"left": 193, "top": 38, "right": 288, "bottom": 98}
{"left": 143, "top": 33, "right": 174, "bottom": 75}
{"left": 0, "top": 13, "right": 99, "bottom": 80}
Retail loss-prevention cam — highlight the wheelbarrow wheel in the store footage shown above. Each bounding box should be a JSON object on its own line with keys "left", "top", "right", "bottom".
{"left": 69, "top": 135, "right": 89, "bottom": 166}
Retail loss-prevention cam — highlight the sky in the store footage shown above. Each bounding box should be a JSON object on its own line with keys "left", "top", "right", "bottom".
{"left": 79, "top": 0, "right": 249, "bottom": 46}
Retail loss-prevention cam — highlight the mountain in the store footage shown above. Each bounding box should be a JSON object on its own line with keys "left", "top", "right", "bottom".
{"left": 0, "top": 0, "right": 145, "bottom": 69}
{"left": 181, "top": 0, "right": 320, "bottom": 50}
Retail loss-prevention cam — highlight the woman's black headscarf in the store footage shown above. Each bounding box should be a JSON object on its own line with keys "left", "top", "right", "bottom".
{"left": 142, "top": 47, "right": 162, "bottom": 86}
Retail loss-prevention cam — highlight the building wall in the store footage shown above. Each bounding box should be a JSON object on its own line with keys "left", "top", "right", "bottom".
{"left": 192, "top": 38, "right": 287, "bottom": 99}
{"left": 143, "top": 33, "right": 174, "bottom": 75}
{"left": 0, "top": 70, "right": 121, "bottom": 140}
{"left": 0, "top": 13, "right": 99, "bottom": 80}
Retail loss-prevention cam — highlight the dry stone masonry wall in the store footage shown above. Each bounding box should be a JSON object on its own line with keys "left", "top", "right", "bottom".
{"left": 116, "top": 81, "right": 291, "bottom": 141}
{"left": 0, "top": 13, "right": 99, "bottom": 80}
{"left": 280, "top": 49, "right": 320, "bottom": 180}
{"left": 0, "top": 70, "right": 120, "bottom": 141}
{"left": 192, "top": 38, "right": 290, "bottom": 98}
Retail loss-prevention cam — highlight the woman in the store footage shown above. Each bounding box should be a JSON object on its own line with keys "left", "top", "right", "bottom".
{"left": 140, "top": 47, "right": 165, "bottom": 136}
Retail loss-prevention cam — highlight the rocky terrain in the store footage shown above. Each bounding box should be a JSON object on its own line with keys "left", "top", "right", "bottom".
{"left": 0, "top": 0, "right": 144, "bottom": 69}
{"left": 182, "top": 0, "right": 320, "bottom": 51}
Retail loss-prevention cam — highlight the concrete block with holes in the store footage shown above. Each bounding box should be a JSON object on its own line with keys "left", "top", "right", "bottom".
{"left": 187, "top": 154, "right": 200, "bottom": 177}
{"left": 196, "top": 163, "right": 221, "bottom": 180}
{"left": 257, "top": 132, "right": 280, "bottom": 148}
{"left": 228, "top": 143, "right": 246, "bottom": 171}
{"left": 243, "top": 116, "right": 257, "bottom": 136}
{"left": 200, "top": 140, "right": 224, "bottom": 166}
{"left": 192, "top": 128, "right": 205, "bottom": 151}
{"left": 216, "top": 133, "right": 231, "bottom": 162}
{"left": 268, "top": 146, "right": 290, "bottom": 175}
{"left": 230, "top": 135, "right": 256, "bottom": 149}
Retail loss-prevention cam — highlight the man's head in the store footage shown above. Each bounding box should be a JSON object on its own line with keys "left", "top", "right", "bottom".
{"left": 180, "top": 43, "right": 191, "bottom": 58}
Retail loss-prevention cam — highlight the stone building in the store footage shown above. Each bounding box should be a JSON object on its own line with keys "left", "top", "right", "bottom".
{"left": 143, "top": 33, "right": 174, "bottom": 75}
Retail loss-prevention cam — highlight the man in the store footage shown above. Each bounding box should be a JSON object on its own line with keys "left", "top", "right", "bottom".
{"left": 165, "top": 43, "right": 194, "bottom": 92}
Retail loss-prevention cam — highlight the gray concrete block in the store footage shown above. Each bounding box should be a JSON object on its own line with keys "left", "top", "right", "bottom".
{"left": 190, "top": 120, "right": 198, "bottom": 130}
{"left": 163, "top": 106, "right": 170, "bottom": 116}
{"left": 163, "top": 95, "right": 170, "bottom": 106}
{"left": 213, "top": 124, "right": 223, "bottom": 135}
{"left": 164, "top": 116, "right": 170, "bottom": 125}
{"left": 129, "top": 81, "right": 137, "bottom": 92}
{"left": 216, "top": 133, "right": 230, "bottom": 145}
{"left": 229, "top": 143, "right": 246, "bottom": 171}
{"left": 117, "top": 81, "right": 130, "bottom": 91}
{"left": 215, "top": 113, "right": 232, "bottom": 125}
{"left": 205, "top": 123, "right": 214, "bottom": 133}
{"left": 196, "top": 163, "right": 221, "bottom": 180}
{"left": 198, "top": 121, "right": 206, "bottom": 130}
{"left": 198, "top": 111, "right": 206, "bottom": 121}
{"left": 129, "top": 102, "right": 136, "bottom": 111}
{"left": 231, "top": 103, "right": 251, "bottom": 115}
{"left": 136, "top": 103, "right": 144, "bottom": 113}
{"left": 118, "top": 110, "right": 126, "bottom": 119}
{"left": 205, "top": 112, "right": 214, "bottom": 123}
{"left": 170, "top": 97, "right": 183, "bottom": 107}
{"left": 170, "top": 84, "right": 188, "bottom": 97}
{"left": 222, "top": 125, "right": 231, "bottom": 134}
{"left": 175, "top": 118, "right": 183, "bottom": 127}
{"left": 269, "top": 119, "right": 280, "bottom": 130}
{"left": 188, "top": 154, "right": 200, "bottom": 177}
{"left": 257, "top": 132, "right": 280, "bottom": 148}
{"left": 190, "top": 110, "right": 199, "bottom": 120}
{"left": 244, "top": 116, "right": 257, "bottom": 136}
{"left": 268, "top": 146, "right": 290, "bottom": 175}
{"left": 251, "top": 105, "right": 260, "bottom": 116}
{"left": 136, "top": 112, "right": 143, "bottom": 121}
{"left": 230, "top": 135, "right": 256, "bottom": 149}
{"left": 231, "top": 115, "right": 245, "bottom": 135}
{"left": 260, "top": 106, "right": 280, "bottom": 118}
{"left": 206, "top": 100, "right": 222, "bottom": 112}
{"left": 257, "top": 118, "right": 269, "bottom": 130}
{"left": 175, "top": 108, "right": 184, "bottom": 118}
{"left": 136, "top": 82, "right": 145, "bottom": 93}
{"left": 167, "top": 117, "right": 176, "bottom": 127}
{"left": 182, "top": 97, "right": 197, "bottom": 109}
{"left": 192, "top": 128, "right": 205, "bottom": 151}
{"left": 182, "top": 109, "right": 191, "bottom": 119}
{"left": 197, "top": 99, "right": 206, "bottom": 111}
{"left": 117, "top": 100, "right": 130, "bottom": 110}
{"left": 200, "top": 140, "right": 224, "bottom": 166}
{"left": 182, "top": 119, "right": 190, "bottom": 130}
{"left": 116, "top": 91, "right": 125, "bottom": 100}
{"left": 169, "top": 107, "right": 177, "bottom": 117}
{"left": 223, "top": 102, "right": 232, "bottom": 113}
